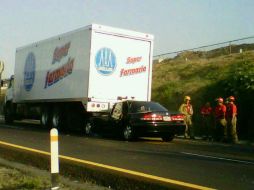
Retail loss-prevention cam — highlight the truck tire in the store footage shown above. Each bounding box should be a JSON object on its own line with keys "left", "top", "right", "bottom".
{"left": 52, "top": 106, "right": 66, "bottom": 130}
{"left": 40, "top": 107, "right": 51, "bottom": 128}
{"left": 4, "top": 103, "right": 14, "bottom": 124}
{"left": 122, "top": 125, "right": 135, "bottom": 141}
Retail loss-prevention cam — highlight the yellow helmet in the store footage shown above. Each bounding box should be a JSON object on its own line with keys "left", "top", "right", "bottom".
{"left": 184, "top": 96, "right": 191, "bottom": 101}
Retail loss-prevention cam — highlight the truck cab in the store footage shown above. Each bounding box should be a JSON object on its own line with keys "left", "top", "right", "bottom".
{"left": 4, "top": 75, "right": 41, "bottom": 123}
{"left": 5, "top": 75, "right": 14, "bottom": 104}
{"left": 4, "top": 75, "right": 15, "bottom": 123}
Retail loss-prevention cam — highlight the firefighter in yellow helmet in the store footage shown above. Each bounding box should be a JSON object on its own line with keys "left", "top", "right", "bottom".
{"left": 179, "top": 96, "right": 194, "bottom": 139}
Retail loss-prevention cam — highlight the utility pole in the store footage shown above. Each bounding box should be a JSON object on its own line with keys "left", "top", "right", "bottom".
{"left": 229, "top": 42, "right": 232, "bottom": 54}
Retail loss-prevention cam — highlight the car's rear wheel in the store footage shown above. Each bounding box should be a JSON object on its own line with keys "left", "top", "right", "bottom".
{"left": 161, "top": 134, "right": 175, "bottom": 142}
{"left": 85, "top": 121, "right": 94, "bottom": 136}
{"left": 123, "top": 125, "right": 135, "bottom": 141}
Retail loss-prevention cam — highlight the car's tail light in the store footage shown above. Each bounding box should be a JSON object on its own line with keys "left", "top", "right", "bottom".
{"left": 171, "top": 114, "right": 184, "bottom": 121}
{"left": 141, "top": 113, "right": 163, "bottom": 121}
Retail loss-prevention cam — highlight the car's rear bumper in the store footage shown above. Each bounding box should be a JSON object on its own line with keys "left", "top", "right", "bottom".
{"left": 132, "top": 122, "right": 185, "bottom": 136}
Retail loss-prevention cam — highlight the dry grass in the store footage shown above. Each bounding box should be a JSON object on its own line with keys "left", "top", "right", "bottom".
{"left": 0, "top": 157, "right": 109, "bottom": 190}
{"left": 0, "top": 166, "right": 49, "bottom": 190}
{"left": 152, "top": 51, "right": 254, "bottom": 109}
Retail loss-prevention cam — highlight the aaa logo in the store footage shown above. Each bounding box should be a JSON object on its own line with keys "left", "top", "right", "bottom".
{"left": 95, "top": 48, "right": 116, "bottom": 75}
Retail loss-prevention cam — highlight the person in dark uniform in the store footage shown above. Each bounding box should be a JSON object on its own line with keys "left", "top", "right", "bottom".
{"left": 214, "top": 97, "right": 227, "bottom": 142}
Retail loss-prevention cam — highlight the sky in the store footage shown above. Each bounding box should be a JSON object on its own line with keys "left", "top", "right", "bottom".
{"left": 0, "top": 0, "right": 254, "bottom": 78}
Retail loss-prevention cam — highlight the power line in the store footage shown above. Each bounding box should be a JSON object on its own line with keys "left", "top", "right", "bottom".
{"left": 153, "top": 36, "right": 254, "bottom": 58}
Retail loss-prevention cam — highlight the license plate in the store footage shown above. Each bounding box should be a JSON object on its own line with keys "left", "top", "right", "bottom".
{"left": 163, "top": 116, "right": 171, "bottom": 121}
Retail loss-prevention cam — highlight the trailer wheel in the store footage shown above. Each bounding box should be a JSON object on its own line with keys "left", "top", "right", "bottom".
{"left": 52, "top": 106, "right": 65, "bottom": 130}
{"left": 40, "top": 107, "right": 51, "bottom": 128}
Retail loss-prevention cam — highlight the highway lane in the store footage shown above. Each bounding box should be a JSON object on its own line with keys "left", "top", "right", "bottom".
{"left": 0, "top": 121, "right": 254, "bottom": 190}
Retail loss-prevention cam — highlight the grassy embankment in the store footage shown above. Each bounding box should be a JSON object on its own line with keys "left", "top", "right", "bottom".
{"left": 0, "top": 166, "right": 49, "bottom": 190}
{"left": 0, "top": 155, "right": 110, "bottom": 190}
{"left": 152, "top": 49, "right": 254, "bottom": 140}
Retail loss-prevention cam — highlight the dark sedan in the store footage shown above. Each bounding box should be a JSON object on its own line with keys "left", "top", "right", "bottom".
{"left": 85, "top": 100, "right": 185, "bottom": 141}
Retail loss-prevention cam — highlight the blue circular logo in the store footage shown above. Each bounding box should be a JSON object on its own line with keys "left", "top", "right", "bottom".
{"left": 24, "top": 52, "right": 36, "bottom": 91}
{"left": 95, "top": 48, "right": 116, "bottom": 75}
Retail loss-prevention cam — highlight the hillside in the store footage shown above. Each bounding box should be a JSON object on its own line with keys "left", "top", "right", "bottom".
{"left": 152, "top": 49, "right": 254, "bottom": 140}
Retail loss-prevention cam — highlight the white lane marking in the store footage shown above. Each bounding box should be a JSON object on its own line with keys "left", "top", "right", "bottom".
{"left": 181, "top": 152, "right": 254, "bottom": 165}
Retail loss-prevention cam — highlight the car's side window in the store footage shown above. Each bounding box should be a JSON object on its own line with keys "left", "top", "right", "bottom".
{"left": 111, "top": 103, "right": 122, "bottom": 120}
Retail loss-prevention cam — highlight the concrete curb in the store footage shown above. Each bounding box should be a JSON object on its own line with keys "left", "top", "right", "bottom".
{"left": 175, "top": 135, "right": 254, "bottom": 147}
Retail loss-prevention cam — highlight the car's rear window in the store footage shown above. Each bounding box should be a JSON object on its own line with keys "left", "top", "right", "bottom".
{"left": 129, "top": 101, "right": 168, "bottom": 113}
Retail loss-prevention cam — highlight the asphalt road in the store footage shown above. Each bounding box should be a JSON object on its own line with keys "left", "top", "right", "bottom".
{"left": 0, "top": 120, "right": 254, "bottom": 190}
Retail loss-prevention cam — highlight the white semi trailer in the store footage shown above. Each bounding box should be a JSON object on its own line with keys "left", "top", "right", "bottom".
{"left": 4, "top": 24, "right": 154, "bottom": 132}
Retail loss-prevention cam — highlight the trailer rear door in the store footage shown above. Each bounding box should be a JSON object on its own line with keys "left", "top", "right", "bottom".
{"left": 87, "top": 26, "right": 153, "bottom": 112}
